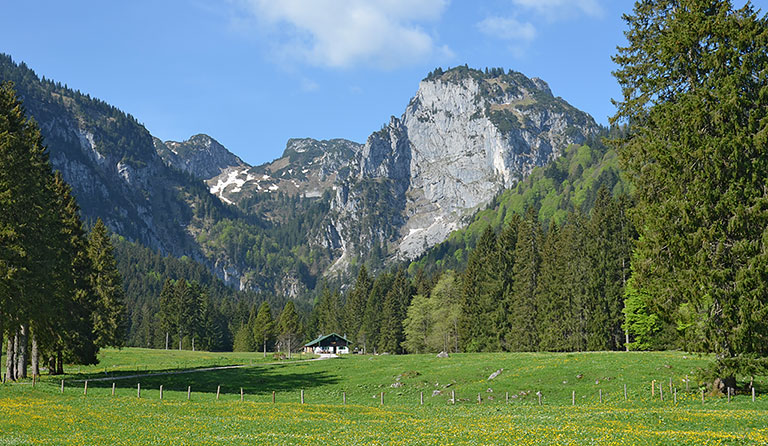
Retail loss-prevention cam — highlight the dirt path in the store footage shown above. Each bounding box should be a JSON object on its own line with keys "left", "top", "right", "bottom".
{"left": 72, "top": 354, "right": 337, "bottom": 383}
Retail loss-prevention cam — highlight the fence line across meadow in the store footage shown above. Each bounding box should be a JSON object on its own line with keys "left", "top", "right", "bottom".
{"left": 48, "top": 378, "right": 759, "bottom": 407}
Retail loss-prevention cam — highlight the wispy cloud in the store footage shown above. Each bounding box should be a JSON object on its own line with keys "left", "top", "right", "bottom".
{"left": 510, "top": 0, "right": 603, "bottom": 21}
{"left": 235, "top": 0, "right": 450, "bottom": 69}
{"left": 477, "top": 16, "right": 536, "bottom": 43}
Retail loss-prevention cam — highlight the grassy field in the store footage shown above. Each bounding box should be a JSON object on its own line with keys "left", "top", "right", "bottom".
{"left": 1, "top": 348, "right": 767, "bottom": 445}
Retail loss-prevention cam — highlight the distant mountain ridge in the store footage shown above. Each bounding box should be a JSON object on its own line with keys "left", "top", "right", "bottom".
{"left": 1, "top": 54, "right": 601, "bottom": 297}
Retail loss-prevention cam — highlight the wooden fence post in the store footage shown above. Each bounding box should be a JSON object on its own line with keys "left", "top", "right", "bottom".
{"left": 599, "top": 389, "right": 602, "bottom": 404}
{"left": 451, "top": 390, "right": 455, "bottom": 405}
{"left": 753, "top": 387, "right": 756, "bottom": 403}
{"left": 651, "top": 380, "right": 655, "bottom": 397}
{"left": 216, "top": 385, "right": 220, "bottom": 401}
{"left": 420, "top": 392, "right": 423, "bottom": 405}
{"left": 84, "top": 381, "right": 88, "bottom": 396}
{"left": 674, "top": 387, "right": 677, "bottom": 404}
{"left": 572, "top": 390, "right": 575, "bottom": 406}
{"left": 112, "top": 382, "right": 115, "bottom": 396}
{"left": 669, "top": 377, "right": 672, "bottom": 393}
{"left": 538, "top": 392, "right": 542, "bottom": 406}
{"left": 701, "top": 388, "right": 705, "bottom": 404}
{"left": 61, "top": 380, "right": 64, "bottom": 393}
{"left": 506, "top": 391, "right": 509, "bottom": 403}
{"left": 685, "top": 375, "right": 689, "bottom": 392}
{"left": 241, "top": 388, "right": 244, "bottom": 402}
{"left": 301, "top": 389, "right": 304, "bottom": 404}
{"left": 380, "top": 392, "right": 384, "bottom": 405}
{"left": 187, "top": 386, "right": 191, "bottom": 401}
{"left": 137, "top": 383, "right": 141, "bottom": 399}
{"left": 160, "top": 385, "right": 163, "bottom": 400}
{"left": 727, "top": 387, "right": 731, "bottom": 403}
{"left": 272, "top": 391, "right": 275, "bottom": 404}
{"left": 659, "top": 384, "right": 663, "bottom": 402}
{"left": 477, "top": 393, "right": 481, "bottom": 404}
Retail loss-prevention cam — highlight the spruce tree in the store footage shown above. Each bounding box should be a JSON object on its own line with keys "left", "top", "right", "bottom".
{"left": 88, "top": 218, "right": 127, "bottom": 348}
{"left": 506, "top": 207, "right": 541, "bottom": 351}
{"left": 459, "top": 225, "right": 501, "bottom": 352}
{"left": 277, "top": 301, "right": 301, "bottom": 358}
{"left": 252, "top": 301, "right": 274, "bottom": 357}
{"left": 344, "top": 266, "right": 372, "bottom": 345}
{"left": 612, "top": 1, "right": 768, "bottom": 374}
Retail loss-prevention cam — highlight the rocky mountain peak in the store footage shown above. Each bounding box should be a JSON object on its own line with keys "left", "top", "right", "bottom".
{"left": 155, "top": 133, "right": 247, "bottom": 180}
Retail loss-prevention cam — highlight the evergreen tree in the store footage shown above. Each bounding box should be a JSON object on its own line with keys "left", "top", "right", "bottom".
{"left": 88, "top": 218, "right": 127, "bottom": 348}
{"left": 378, "top": 269, "right": 412, "bottom": 354}
{"left": 459, "top": 225, "right": 501, "bottom": 352}
{"left": 612, "top": 1, "right": 768, "bottom": 375}
{"left": 277, "top": 301, "right": 301, "bottom": 359}
{"left": 252, "top": 301, "right": 274, "bottom": 357}
{"left": 360, "top": 272, "right": 391, "bottom": 354}
{"left": 506, "top": 207, "right": 541, "bottom": 351}
{"left": 344, "top": 266, "right": 372, "bottom": 345}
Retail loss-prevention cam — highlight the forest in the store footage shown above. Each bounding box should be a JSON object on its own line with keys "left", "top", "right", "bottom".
{"left": 1, "top": 1, "right": 767, "bottom": 385}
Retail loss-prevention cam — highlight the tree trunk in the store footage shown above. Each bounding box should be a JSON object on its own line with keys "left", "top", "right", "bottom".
{"left": 56, "top": 350, "right": 64, "bottom": 375}
{"left": 178, "top": 330, "right": 182, "bottom": 351}
{"left": 5, "top": 336, "right": 15, "bottom": 381}
{"left": 30, "top": 335, "right": 39, "bottom": 377}
{"left": 47, "top": 356, "right": 56, "bottom": 375}
{"left": 165, "top": 332, "right": 169, "bottom": 350}
{"left": 16, "top": 325, "right": 28, "bottom": 380}
{"left": 288, "top": 338, "right": 292, "bottom": 359}
{"left": 263, "top": 340, "right": 267, "bottom": 358}
{"left": 192, "top": 337, "right": 195, "bottom": 352}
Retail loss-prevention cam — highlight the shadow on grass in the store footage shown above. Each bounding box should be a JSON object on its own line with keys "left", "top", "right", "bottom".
{"left": 71, "top": 363, "right": 340, "bottom": 395}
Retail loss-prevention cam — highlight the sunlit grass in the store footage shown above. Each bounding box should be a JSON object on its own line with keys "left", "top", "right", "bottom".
{"left": 1, "top": 349, "right": 766, "bottom": 445}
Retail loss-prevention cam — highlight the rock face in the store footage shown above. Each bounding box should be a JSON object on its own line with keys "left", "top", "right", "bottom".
{"left": 325, "top": 67, "right": 598, "bottom": 270}
{"left": 155, "top": 134, "right": 247, "bottom": 181}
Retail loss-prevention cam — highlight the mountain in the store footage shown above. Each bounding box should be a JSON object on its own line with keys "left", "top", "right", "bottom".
{"left": 1, "top": 55, "right": 600, "bottom": 298}
{"left": 154, "top": 134, "right": 247, "bottom": 181}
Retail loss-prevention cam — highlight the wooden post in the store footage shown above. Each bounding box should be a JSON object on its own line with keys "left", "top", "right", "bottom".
{"left": 241, "top": 388, "right": 244, "bottom": 402}
{"left": 301, "top": 389, "right": 304, "bottom": 404}
{"left": 572, "top": 390, "right": 575, "bottom": 406}
{"left": 538, "top": 392, "right": 542, "bottom": 405}
{"left": 659, "top": 384, "right": 663, "bottom": 402}
{"left": 702, "top": 388, "right": 705, "bottom": 404}
{"left": 84, "top": 380, "right": 88, "bottom": 396}
{"left": 216, "top": 385, "right": 220, "bottom": 400}
{"left": 343, "top": 391, "right": 346, "bottom": 405}
{"left": 61, "top": 380, "right": 64, "bottom": 393}
{"left": 753, "top": 387, "right": 756, "bottom": 403}
{"left": 506, "top": 391, "right": 509, "bottom": 403}
{"left": 685, "top": 375, "right": 689, "bottom": 392}
{"left": 727, "top": 387, "right": 731, "bottom": 403}
{"left": 187, "top": 386, "right": 191, "bottom": 400}
{"left": 112, "top": 382, "right": 115, "bottom": 396}
{"left": 477, "top": 393, "right": 481, "bottom": 404}
{"left": 380, "top": 392, "right": 383, "bottom": 405}
{"left": 272, "top": 391, "right": 276, "bottom": 403}
{"left": 674, "top": 388, "right": 677, "bottom": 404}
{"left": 599, "top": 389, "right": 602, "bottom": 404}
{"left": 451, "top": 390, "right": 455, "bottom": 405}
{"left": 624, "top": 384, "right": 627, "bottom": 401}
{"left": 137, "top": 383, "right": 141, "bottom": 399}
{"left": 669, "top": 377, "right": 672, "bottom": 393}
{"left": 651, "top": 380, "right": 655, "bottom": 397}
{"left": 420, "top": 392, "right": 423, "bottom": 405}
{"left": 160, "top": 385, "right": 163, "bottom": 400}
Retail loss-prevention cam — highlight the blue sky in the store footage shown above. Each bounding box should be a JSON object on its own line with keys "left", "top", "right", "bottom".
{"left": 2, "top": 0, "right": 765, "bottom": 165}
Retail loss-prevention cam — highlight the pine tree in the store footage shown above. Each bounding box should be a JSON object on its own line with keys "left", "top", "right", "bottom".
{"left": 459, "top": 225, "right": 501, "bottom": 352}
{"left": 252, "top": 301, "right": 274, "bottom": 357}
{"left": 506, "top": 207, "right": 541, "bottom": 351}
{"left": 88, "top": 218, "right": 127, "bottom": 348}
{"left": 277, "top": 301, "right": 301, "bottom": 359}
{"left": 612, "top": 1, "right": 768, "bottom": 375}
{"left": 378, "top": 269, "right": 412, "bottom": 354}
{"left": 344, "top": 266, "right": 371, "bottom": 345}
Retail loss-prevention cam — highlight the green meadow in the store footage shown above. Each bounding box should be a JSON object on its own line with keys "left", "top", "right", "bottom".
{"left": 1, "top": 349, "right": 767, "bottom": 445}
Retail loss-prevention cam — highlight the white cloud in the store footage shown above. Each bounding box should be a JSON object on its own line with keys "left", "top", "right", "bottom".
{"left": 237, "top": 0, "right": 449, "bottom": 69}
{"left": 510, "top": 0, "right": 603, "bottom": 21}
{"left": 477, "top": 16, "right": 536, "bottom": 43}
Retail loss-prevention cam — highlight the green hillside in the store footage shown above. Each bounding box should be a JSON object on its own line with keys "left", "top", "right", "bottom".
{"left": 410, "top": 128, "right": 629, "bottom": 274}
